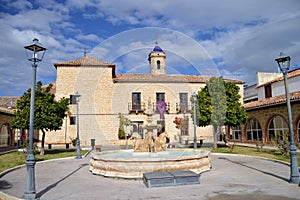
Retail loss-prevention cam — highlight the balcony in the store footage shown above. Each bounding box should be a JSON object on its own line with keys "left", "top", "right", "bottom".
{"left": 128, "top": 102, "right": 146, "bottom": 113}
{"left": 176, "top": 103, "right": 191, "bottom": 114}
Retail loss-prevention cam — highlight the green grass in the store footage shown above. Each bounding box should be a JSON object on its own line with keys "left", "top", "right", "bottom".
{"left": 209, "top": 145, "right": 300, "bottom": 167}
{"left": 1, "top": 146, "right": 299, "bottom": 174}
{"left": 0, "top": 149, "right": 88, "bottom": 173}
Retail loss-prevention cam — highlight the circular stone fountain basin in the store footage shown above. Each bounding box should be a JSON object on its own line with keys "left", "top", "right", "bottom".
{"left": 89, "top": 149, "right": 211, "bottom": 179}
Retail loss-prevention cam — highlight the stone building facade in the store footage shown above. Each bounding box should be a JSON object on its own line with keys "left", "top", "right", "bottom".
{"left": 233, "top": 68, "right": 300, "bottom": 145}
{"left": 244, "top": 94, "right": 300, "bottom": 144}
{"left": 45, "top": 44, "right": 244, "bottom": 147}
{"left": 0, "top": 107, "right": 15, "bottom": 150}
{"left": 0, "top": 97, "right": 20, "bottom": 150}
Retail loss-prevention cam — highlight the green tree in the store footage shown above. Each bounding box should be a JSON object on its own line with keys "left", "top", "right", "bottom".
{"left": 11, "top": 82, "right": 69, "bottom": 155}
{"left": 194, "top": 77, "right": 247, "bottom": 148}
{"left": 118, "top": 113, "right": 131, "bottom": 139}
{"left": 224, "top": 82, "right": 248, "bottom": 136}
{"left": 193, "top": 77, "right": 226, "bottom": 148}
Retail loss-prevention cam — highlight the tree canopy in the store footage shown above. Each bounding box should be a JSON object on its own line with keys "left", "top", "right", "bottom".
{"left": 193, "top": 77, "right": 248, "bottom": 148}
{"left": 224, "top": 82, "right": 248, "bottom": 126}
{"left": 11, "top": 82, "right": 69, "bottom": 154}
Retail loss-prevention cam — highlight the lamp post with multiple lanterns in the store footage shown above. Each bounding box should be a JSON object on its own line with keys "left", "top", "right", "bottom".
{"left": 275, "top": 52, "right": 300, "bottom": 184}
{"left": 23, "top": 38, "right": 46, "bottom": 199}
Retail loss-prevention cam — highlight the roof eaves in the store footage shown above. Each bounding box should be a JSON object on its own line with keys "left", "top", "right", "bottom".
{"left": 245, "top": 91, "right": 300, "bottom": 110}
{"left": 257, "top": 68, "right": 300, "bottom": 88}
{"left": 0, "top": 107, "right": 15, "bottom": 115}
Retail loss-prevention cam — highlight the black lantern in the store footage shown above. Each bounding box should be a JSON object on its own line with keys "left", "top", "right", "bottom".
{"left": 24, "top": 38, "right": 47, "bottom": 63}
{"left": 275, "top": 52, "right": 291, "bottom": 74}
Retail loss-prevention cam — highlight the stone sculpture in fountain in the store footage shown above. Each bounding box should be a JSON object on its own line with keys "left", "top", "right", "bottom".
{"left": 132, "top": 99, "right": 169, "bottom": 152}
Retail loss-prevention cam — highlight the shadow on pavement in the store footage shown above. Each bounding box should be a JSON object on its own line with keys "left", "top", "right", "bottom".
{"left": 207, "top": 193, "right": 299, "bottom": 200}
{"left": 0, "top": 180, "right": 12, "bottom": 190}
{"left": 218, "top": 157, "right": 289, "bottom": 183}
{"left": 36, "top": 163, "right": 89, "bottom": 199}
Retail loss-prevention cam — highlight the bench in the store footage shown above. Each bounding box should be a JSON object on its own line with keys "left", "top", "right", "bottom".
{"left": 47, "top": 143, "right": 70, "bottom": 149}
{"left": 181, "top": 136, "right": 205, "bottom": 146}
{"left": 94, "top": 145, "right": 102, "bottom": 152}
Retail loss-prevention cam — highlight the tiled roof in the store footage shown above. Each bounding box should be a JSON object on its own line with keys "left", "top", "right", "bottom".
{"left": 244, "top": 91, "right": 300, "bottom": 110}
{"left": 0, "top": 96, "right": 19, "bottom": 109}
{"left": 257, "top": 68, "right": 300, "bottom": 88}
{"left": 0, "top": 106, "right": 15, "bottom": 115}
{"left": 41, "top": 83, "right": 56, "bottom": 94}
{"left": 114, "top": 74, "right": 243, "bottom": 84}
{"left": 54, "top": 57, "right": 114, "bottom": 67}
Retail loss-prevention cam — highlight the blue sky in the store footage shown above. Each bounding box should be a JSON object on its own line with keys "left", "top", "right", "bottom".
{"left": 1, "top": 0, "right": 300, "bottom": 96}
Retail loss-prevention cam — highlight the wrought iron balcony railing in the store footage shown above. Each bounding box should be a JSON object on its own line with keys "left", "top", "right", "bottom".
{"left": 128, "top": 102, "right": 146, "bottom": 113}
{"left": 176, "top": 103, "right": 191, "bottom": 114}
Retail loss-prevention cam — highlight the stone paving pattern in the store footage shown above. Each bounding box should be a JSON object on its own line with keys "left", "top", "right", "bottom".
{"left": 0, "top": 152, "right": 300, "bottom": 200}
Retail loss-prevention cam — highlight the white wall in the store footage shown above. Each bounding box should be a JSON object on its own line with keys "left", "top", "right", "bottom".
{"left": 272, "top": 75, "right": 300, "bottom": 97}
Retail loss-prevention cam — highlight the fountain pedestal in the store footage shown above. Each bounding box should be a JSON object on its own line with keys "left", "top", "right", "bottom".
{"left": 89, "top": 149, "right": 211, "bottom": 179}
{"left": 90, "top": 100, "right": 211, "bottom": 179}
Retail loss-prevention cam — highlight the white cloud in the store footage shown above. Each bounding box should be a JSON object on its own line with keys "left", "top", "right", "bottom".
{"left": 10, "top": 0, "right": 33, "bottom": 10}
{"left": 1, "top": 0, "right": 300, "bottom": 95}
{"left": 76, "top": 34, "right": 103, "bottom": 43}
{"left": 79, "top": 0, "right": 300, "bottom": 84}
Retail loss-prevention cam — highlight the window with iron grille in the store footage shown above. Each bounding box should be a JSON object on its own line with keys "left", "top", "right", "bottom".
{"left": 179, "top": 93, "right": 188, "bottom": 112}
{"left": 156, "top": 92, "right": 165, "bottom": 103}
{"left": 132, "top": 92, "right": 141, "bottom": 110}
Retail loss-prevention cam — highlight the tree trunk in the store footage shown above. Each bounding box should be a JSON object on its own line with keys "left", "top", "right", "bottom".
{"left": 40, "top": 129, "right": 45, "bottom": 155}
{"left": 225, "top": 126, "right": 231, "bottom": 145}
{"left": 213, "top": 125, "right": 218, "bottom": 148}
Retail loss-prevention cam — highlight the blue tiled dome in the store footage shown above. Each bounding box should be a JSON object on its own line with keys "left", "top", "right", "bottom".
{"left": 153, "top": 45, "right": 164, "bottom": 52}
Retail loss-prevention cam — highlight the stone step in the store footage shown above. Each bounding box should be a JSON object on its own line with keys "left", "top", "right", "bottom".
{"left": 143, "top": 170, "right": 200, "bottom": 188}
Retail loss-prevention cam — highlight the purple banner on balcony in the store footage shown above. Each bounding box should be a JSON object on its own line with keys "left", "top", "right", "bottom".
{"left": 156, "top": 102, "right": 167, "bottom": 120}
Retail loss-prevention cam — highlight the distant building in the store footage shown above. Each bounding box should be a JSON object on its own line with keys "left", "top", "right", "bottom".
{"left": 243, "top": 84, "right": 258, "bottom": 103}
{"left": 237, "top": 68, "right": 300, "bottom": 144}
{"left": 46, "top": 44, "right": 244, "bottom": 147}
{"left": 0, "top": 96, "right": 20, "bottom": 150}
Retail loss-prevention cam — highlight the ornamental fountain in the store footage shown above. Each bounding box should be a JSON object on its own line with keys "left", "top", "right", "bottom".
{"left": 89, "top": 100, "right": 211, "bottom": 179}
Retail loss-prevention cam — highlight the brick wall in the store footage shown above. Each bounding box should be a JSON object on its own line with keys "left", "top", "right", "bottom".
{"left": 0, "top": 111, "right": 15, "bottom": 149}
{"left": 244, "top": 102, "right": 300, "bottom": 144}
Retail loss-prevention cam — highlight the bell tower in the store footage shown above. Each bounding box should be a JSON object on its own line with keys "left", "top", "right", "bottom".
{"left": 148, "top": 42, "right": 166, "bottom": 75}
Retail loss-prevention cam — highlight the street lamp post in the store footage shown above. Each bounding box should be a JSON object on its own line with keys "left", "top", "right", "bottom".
{"left": 192, "top": 92, "right": 197, "bottom": 149}
{"left": 275, "top": 52, "right": 300, "bottom": 184}
{"left": 74, "top": 91, "right": 82, "bottom": 159}
{"left": 23, "top": 38, "right": 46, "bottom": 199}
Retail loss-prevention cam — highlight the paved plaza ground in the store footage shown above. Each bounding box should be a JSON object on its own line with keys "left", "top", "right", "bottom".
{"left": 0, "top": 151, "right": 300, "bottom": 200}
